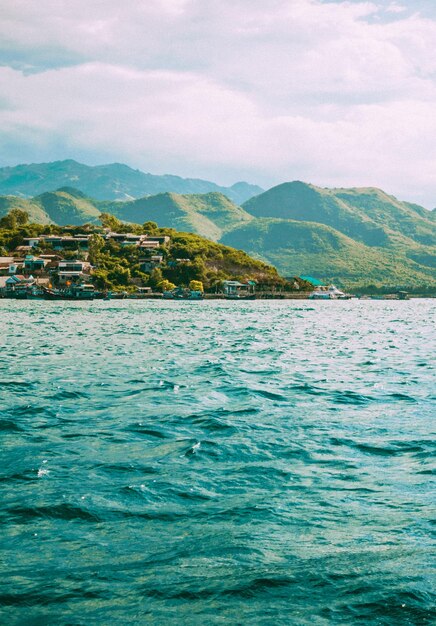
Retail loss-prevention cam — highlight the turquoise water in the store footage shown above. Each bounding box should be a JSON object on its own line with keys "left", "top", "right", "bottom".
{"left": 0, "top": 300, "right": 435, "bottom": 625}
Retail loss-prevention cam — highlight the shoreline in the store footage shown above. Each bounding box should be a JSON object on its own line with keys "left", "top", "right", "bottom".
{"left": 1, "top": 293, "right": 434, "bottom": 301}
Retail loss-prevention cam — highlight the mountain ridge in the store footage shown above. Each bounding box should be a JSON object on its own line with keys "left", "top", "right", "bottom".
{"left": 0, "top": 160, "right": 264, "bottom": 205}
{"left": 0, "top": 178, "right": 434, "bottom": 290}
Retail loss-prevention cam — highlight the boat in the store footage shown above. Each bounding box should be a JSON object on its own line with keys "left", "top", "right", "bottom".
{"left": 308, "top": 284, "right": 353, "bottom": 300}
{"left": 26, "top": 286, "right": 46, "bottom": 300}
{"left": 163, "top": 287, "right": 204, "bottom": 300}
{"left": 43, "top": 284, "right": 96, "bottom": 300}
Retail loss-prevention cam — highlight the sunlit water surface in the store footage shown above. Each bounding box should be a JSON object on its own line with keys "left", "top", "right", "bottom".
{"left": 0, "top": 299, "right": 435, "bottom": 625}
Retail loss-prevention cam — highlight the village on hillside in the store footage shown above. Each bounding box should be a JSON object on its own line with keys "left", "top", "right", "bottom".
{"left": 0, "top": 210, "right": 310, "bottom": 300}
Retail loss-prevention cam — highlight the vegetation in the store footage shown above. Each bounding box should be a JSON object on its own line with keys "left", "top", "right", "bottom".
{"left": 0, "top": 176, "right": 435, "bottom": 290}
{"left": 0, "top": 211, "right": 299, "bottom": 293}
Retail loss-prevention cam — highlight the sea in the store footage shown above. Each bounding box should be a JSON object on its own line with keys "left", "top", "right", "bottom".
{"left": 0, "top": 299, "right": 435, "bottom": 625}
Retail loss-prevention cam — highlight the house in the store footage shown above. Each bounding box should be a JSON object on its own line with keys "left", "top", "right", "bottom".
{"left": 24, "top": 255, "right": 47, "bottom": 273}
{"left": 139, "top": 256, "right": 163, "bottom": 273}
{"left": 167, "top": 258, "right": 191, "bottom": 268}
{"left": 222, "top": 280, "right": 256, "bottom": 299}
{"left": 105, "top": 233, "right": 145, "bottom": 246}
{"left": 40, "top": 235, "right": 89, "bottom": 250}
{"left": 146, "top": 235, "right": 170, "bottom": 246}
{"left": 0, "top": 257, "right": 16, "bottom": 276}
{"left": 14, "top": 245, "right": 33, "bottom": 254}
{"left": 5, "top": 274, "right": 35, "bottom": 294}
{"left": 23, "top": 237, "right": 41, "bottom": 248}
{"left": 55, "top": 260, "right": 91, "bottom": 285}
{"left": 8, "top": 261, "right": 24, "bottom": 275}
{"left": 138, "top": 240, "right": 161, "bottom": 251}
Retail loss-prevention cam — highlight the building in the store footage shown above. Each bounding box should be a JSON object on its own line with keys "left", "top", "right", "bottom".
{"left": 139, "top": 256, "right": 163, "bottom": 273}
{"left": 0, "top": 257, "right": 18, "bottom": 276}
{"left": 24, "top": 255, "right": 47, "bottom": 273}
{"left": 23, "top": 237, "right": 41, "bottom": 248}
{"left": 222, "top": 280, "right": 256, "bottom": 299}
{"left": 138, "top": 240, "right": 161, "bottom": 251}
{"left": 55, "top": 260, "right": 91, "bottom": 285}
{"left": 5, "top": 274, "right": 35, "bottom": 295}
{"left": 40, "top": 235, "right": 89, "bottom": 250}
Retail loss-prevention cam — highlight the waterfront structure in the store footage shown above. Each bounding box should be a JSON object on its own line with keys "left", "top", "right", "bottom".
{"left": 308, "top": 285, "right": 352, "bottom": 299}
{"left": 223, "top": 280, "right": 256, "bottom": 299}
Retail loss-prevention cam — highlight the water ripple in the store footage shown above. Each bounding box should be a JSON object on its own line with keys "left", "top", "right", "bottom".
{"left": 0, "top": 299, "right": 435, "bottom": 624}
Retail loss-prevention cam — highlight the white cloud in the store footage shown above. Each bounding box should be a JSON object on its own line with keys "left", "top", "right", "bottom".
{"left": 0, "top": 0, "right": 435, "bottom": 206}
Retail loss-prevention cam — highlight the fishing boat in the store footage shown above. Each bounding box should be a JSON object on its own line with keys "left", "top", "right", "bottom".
{"left": 43, "top": 284, "right": 96, "bottom": 300}
{"left": 308, "top": 284, "right": 352, "bottom": 300}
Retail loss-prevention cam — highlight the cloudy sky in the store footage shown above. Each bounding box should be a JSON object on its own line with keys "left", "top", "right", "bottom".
{"left": 1, "top": 0, "right": 435, "bottom": 206}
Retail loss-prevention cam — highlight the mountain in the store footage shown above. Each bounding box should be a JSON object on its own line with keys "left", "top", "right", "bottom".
{"left": 0, "top": 181, "right": 435, "bottom": 289}
{"left": 0, "top": 160, "right": 263, "bottom": 204}
{"left": 0, "top": 188, "right": 253, "bottom": 236}
{"left": 221, "top": 218, "right": 436, "bottom": 288}
{"left": 0, "top": 195, "right": 53, "bottom": 225}
{"left": 234, "top": 182, "right": 436, "bottom": 288}
{"left": 0, "top": 188, "right": 102, "bottom": 226}
{"left": 242, "top": 182, "right": 435, "bottom": 247}
{"left": 106, "top": 192, "right": 253, "bottom": 241}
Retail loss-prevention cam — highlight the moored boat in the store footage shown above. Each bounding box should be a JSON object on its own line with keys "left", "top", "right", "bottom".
{"left": 43, "top": 283, "right": 96, "bottom": 300}
{"left": 163, "top": 287, "right": 204, "bottom": 300}
{"left": 308, "top": 284, "right": 353, "bottom": 299}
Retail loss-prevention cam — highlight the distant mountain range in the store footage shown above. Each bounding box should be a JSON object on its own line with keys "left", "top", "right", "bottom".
{"left": 0, "top": 161, "right": 435, "bottom": 289}
{"left": 0, "top": 160, "right": 263, "bottom": 205}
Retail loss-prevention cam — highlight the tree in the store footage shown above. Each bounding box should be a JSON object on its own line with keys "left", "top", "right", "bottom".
{"left": 87, "top": 234, "right": 105, "bottom": 264}
{"left": 99, "top": 213, "right": 122, "bottom": 231}
{"left": 190, "top": 257, "right": 207, "bottom": 282}
{"left": 157, "top": 279, "right": 176, "bottom": 292}
{"left": 189, "top": 280, "right": 204, "bottom": 292}
{"left": 149, "top": 267, "right": 163, "bottom": 289}
{"left": 108, "top": 264, "right": 131, "bottom": 285}
{"left": 143, "top": 221, "right": 158, "bottom": 234}
{"left": 0, "top": 208, "right": 29, "bottom": 229}
{"left": 92, "top": 268, "right": 112, "bottom": 289}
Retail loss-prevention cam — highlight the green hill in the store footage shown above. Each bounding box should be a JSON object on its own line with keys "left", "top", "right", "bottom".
{"left": 0, "top": 215, "right": 285, "bottom": 292}
{"left": 106, "top": 192, "right": 253, "bottom": 241}
{"left": 0, "top": 188, "right": 101, "bottom": 226}
{"left": 0, "top": 189, "right": 252, "bottom": 240}
{"left": 221, "top": 218, "right": 436, "bottom": 289}
{"left": 236, "top": 181, "right": 436, "bottom": 288}
{"left": 0, "top": 181, "right": 434, "bottom": 289}
{"left": 0, "top": 196, "right": 53, "bottom": 225}
{"left": 34, "top": 189, "right": 102, "bottom": 225}
{"left": 242, "top": 181, "right": 435, "bottom": 247}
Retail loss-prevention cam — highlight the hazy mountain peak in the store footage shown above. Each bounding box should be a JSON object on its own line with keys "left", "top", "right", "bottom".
{"left": 0, "top": 160, "right": 263, "bottom": 204}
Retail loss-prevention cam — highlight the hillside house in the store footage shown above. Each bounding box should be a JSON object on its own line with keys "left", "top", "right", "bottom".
{"left": 147, "top": 235, "right": 170, "bottom": 246}
{"left": 138, "top": 240, "right": 160, "bottom": 251}
{"left": 40, "top": 235, "right": 89, "bottom": 250}
{"left": 24, "top": 255, "right": 47, "bottom": 273}
{"left": 14, "top": 245, "right": 33, "bottom": 254}
{"left": 56, "top": 260, "right": 91, "bottom": 285}
{"left": 167, "top": 258, "right": 191, "bottom": 268}
{"left": 23, "top": 237, "right": 41, "bottom": 248}
{"left": 139, "top": 256, "right": 163, "bottom": 273}
{"left": 0, "top": 257, "right": 18, "bottom": 276}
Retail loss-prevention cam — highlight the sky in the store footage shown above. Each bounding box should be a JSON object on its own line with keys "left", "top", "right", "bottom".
{"left": 0, "top": 0, "right": 435, "bottom": 206}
